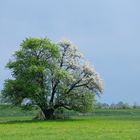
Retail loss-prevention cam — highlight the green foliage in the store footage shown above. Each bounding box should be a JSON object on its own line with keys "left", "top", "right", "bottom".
{"left": 2, "top": 38, "right": 59, "bottom": 107}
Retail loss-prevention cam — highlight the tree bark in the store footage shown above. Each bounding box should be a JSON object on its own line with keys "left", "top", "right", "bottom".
{"left": 42, "top": 108, "right": 55, "bottom": 120}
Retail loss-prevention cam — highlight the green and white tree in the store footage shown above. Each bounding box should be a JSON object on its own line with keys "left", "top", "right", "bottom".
{"left": 2, "top": 38, "right": 103, "bottom": 119}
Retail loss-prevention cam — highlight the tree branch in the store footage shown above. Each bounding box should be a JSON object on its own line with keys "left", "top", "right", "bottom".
{"left": 49, "top": 81, "right": 59, "bottom": 104}
{"left": 54, "top": 103, "right": 72, "bottom": 110}
{"left": 60, "top": 48, "right": 67, "bottom": 67}
{"left": 49, "top": 48, "right": 68, "bottom": 104}
{"left": 66, "top": 73, "right": 87, "bottom": 95}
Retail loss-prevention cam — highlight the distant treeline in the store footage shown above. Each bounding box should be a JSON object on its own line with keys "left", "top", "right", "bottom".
{"left": 96, "top": 101, "right": 140, "bottom": 109}
{"left": 0, "top": 95, "right": 140, "bottom": 110}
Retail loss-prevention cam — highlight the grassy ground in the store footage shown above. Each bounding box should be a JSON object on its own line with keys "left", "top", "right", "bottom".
{"left": 0, "top": 105, "right": 140, "bottom": 140}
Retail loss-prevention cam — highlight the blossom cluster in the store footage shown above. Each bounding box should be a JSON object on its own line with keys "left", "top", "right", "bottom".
{"left": 58, "top": 38, "right": 103, "bottom": 94}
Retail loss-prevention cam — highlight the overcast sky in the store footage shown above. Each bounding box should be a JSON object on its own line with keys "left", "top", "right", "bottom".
{"left": 0, "top": 0, "right": 140, "bottom": 104}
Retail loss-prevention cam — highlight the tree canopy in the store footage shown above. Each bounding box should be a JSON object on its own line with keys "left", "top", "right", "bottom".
{"left": 2, "top": 38, "right": 103, "bottom": 119}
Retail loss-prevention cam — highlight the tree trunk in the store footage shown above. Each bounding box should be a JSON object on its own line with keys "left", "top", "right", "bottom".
{"left": 42, "top": 108, "right": 55, "bottom": 120}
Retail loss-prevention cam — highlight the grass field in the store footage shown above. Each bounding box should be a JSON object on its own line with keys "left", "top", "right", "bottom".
{"left": 0, "top": 105, "right": 140, "bottom": 140}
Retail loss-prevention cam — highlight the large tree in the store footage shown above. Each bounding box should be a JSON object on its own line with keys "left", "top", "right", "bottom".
{"left": 2, "top": 38, "right": 103, "bottom": 119}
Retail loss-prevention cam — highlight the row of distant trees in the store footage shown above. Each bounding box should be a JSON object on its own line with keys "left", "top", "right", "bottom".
{"left": 1, "top": 95, "right": 139, "bottom": 109}
{"left": 96, "top": 101, "right": 140, "bottom": 109}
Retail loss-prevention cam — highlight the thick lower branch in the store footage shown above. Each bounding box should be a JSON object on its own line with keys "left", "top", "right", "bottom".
{"left": 54, "top": 103, "right": 72, "bottom": 110}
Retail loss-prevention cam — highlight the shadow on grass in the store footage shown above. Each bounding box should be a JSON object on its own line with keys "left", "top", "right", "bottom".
{"left": 1, "top": 110, "right": 140, "bottom": 125}
{"left": 0, "top": 117, "right": 86, "bottom": 125}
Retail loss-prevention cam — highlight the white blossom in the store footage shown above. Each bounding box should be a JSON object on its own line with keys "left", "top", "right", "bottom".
{"left": 58, "top": 38, "right": 83, "bottom": 58}
{"left": 58, "top": 38, "right": 72, "bottom": 49}
{"left": 82, "top": 62, "right": 96, "bottom": 75}
{"left": 58, "top": 38, "right": 103, "bottom": 94}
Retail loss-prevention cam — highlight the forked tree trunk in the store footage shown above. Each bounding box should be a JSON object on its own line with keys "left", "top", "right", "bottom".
{"left": 42, "top": 108, "right": 55, "bottom": 120}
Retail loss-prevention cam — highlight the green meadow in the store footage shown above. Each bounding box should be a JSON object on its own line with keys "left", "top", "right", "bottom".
{"left": 0, "top": 105, "right": 140, "bottom": 140}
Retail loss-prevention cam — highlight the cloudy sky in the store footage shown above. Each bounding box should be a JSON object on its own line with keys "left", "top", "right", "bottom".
{"left": 0, "top": 0, "right": 140, "bottom": 104}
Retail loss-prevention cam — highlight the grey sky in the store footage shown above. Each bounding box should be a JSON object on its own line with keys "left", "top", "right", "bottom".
{"left": 0, "top": 0, "right": 140, "bottom": 104}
